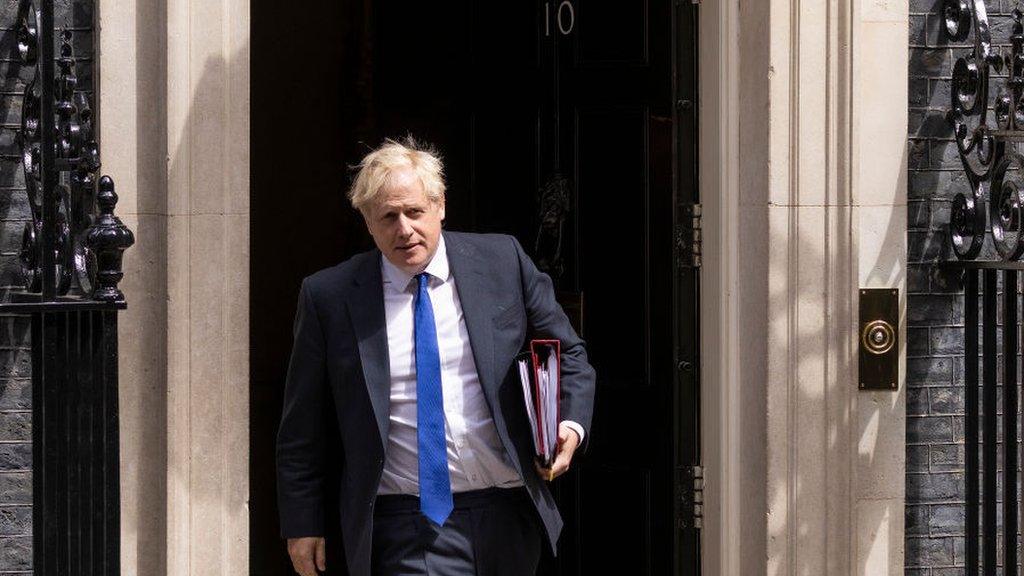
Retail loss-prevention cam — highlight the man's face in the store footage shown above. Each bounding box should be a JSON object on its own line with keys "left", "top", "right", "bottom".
{"left": 362, "top": 166, "right": 446, "bottom": 275}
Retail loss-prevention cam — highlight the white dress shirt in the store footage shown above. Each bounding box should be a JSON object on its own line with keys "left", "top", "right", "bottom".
{"left": 376, "top": 235, "right": 585, "bottom": 496}
{"left": 377, "top": 234, "right": 526, "bottom": 494}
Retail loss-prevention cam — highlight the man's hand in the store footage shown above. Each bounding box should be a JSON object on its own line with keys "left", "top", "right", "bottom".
{"left": 535, "top": 422, "right": 581, "bottom": 481}
{"left": 287, "top": 536, "right": 326, "bottom": 576}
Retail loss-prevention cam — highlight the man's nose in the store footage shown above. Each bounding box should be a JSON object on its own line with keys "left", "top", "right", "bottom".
{"left": 396, "top": 215, "right": 414, "bottom": 238}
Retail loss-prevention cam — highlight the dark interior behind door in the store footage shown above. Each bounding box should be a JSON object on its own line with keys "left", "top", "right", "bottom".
{"left": 251, "top": 1, "right": 699, "bottom": 573}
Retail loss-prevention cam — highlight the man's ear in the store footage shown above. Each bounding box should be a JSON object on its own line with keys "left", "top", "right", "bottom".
{"left": 438, "top": 198, "right": 446, "bottom": 222}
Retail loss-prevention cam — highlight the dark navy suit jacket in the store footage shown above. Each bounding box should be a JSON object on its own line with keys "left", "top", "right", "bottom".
{"left": 276, "top": 230, "right": 597, "bottom": 576}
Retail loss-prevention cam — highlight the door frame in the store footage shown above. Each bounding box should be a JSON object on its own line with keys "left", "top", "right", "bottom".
{"left": 673, "top": 0, "right": 701, "bottom": 574}
{"left": 696, "top": 0, "right": 763, "bottom": 574}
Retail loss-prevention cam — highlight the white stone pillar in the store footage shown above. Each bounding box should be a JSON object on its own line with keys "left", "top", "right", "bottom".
{"left": 98, "top": 0, "right": 169, "bottom": 574}
{"left": 701, "top": 0, "right": 907, "bottom": 573}
{"left": 764, "top": 0, "right": 858, "bottom": 572}
{"left": 165, "top": 0, "right": 250, "bottom": 573}
{"left": 98, "top": 0, "right": 250, "bottom": 572}
{"left": 851, "top": 1, "right": 909, "bottom": 572}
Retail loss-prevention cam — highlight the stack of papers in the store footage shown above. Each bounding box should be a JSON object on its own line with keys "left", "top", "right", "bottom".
{"left": 517, "top": 340, "right": 561, "bottom": 468}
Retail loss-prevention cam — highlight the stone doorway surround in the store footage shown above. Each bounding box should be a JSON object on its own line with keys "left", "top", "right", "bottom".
{"left": 97, "top": 0, "right": 250, "bottom": 573}
{"left": 93, "top": 0, "right": 908, "bottom": 573}
{"left": 699, "top": 0, "right": 907, "bottom": 574}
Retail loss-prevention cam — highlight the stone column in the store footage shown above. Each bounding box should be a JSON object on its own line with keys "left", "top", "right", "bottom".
{"left": 764, "top": 0, "right": 907, "bottom": 573}
{"left": 701, "top": 0, "right": 907, "bottom": 573}
{"left": 98, "top": 0, "right": 250, "bottom": 573}
{"left": 851, "top": 1, "right": 908, "bottom": 572}
{"left": 764, "top": 0, "right": 858, "bottom": 571}
{"left": 98, "top": 0, "right": 168, "bottom": 574}
{"left": 166, "top": 0, "right": 250, "bottom": 572}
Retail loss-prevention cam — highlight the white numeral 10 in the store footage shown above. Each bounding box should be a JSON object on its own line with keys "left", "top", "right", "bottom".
{"left": 544, "top": 1, "right": 575, "bottom": 36}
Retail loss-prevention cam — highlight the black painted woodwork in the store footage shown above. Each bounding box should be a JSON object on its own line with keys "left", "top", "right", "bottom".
{"left": 251, "top": 1, "right": 699, "bottom": 574}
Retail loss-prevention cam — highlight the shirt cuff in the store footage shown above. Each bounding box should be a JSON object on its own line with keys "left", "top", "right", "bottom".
{"left": 561, "top": 420, "right": 585, "bottom": 445}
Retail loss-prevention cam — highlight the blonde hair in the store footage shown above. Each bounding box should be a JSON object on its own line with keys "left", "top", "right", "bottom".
{"left": 347, "top": 136, "right": 446, "bottom": 213}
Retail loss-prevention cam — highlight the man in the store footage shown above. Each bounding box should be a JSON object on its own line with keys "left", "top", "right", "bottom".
{"left": 276, "top": 137, "right": 596, "bottom": 576}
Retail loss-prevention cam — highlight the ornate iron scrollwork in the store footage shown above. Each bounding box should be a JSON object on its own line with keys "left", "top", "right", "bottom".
{"left": 942, "top": 0, "right": 1024, "bottom": 260}
{"left": 14, "top": 0, "right": 133, "bottom": 301}
{"left": 944, "top": 0, "right": 1007, "bottom": 260}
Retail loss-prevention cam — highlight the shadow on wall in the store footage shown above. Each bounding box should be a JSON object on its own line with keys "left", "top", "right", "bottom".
{"left": 860, "top": 140, "right": 910, "bottom": 574}
{"left": 115, "top": 0, "right": 171, "bottom": 574}
{"left": 122, "top": 30, "right": 257, "bottom": 576}
{"left": 761, "top": 144, "right": 908, "bottom": 573}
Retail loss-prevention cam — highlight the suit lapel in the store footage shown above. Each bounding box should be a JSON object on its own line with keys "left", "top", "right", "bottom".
{"left": 445, "top": 232, "right": 526, "bottom": 478}
{"left": 347, "top": 250, "right": 391, "bottom": 452}
{"left": 347, "top": 234, "right": 507, "bottom": 458}
{"left": 444, "top": 232, "right": 501, "bottom": 422}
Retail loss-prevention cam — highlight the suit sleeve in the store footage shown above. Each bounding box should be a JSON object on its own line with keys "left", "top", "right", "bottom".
{"left": 509, "top": 235, "right": 597, "bottom": 453}
{"left": 276, "top": 278, "right": 328, "bottom": 538}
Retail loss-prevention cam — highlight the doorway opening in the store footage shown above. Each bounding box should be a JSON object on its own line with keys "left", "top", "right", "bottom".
{"left": 250, "top": 1, "right": 700, "bottom": 573}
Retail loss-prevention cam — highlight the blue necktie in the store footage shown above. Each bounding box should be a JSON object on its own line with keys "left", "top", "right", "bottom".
{"left": 414, "top": 272, "right": 453, "bottom": 525}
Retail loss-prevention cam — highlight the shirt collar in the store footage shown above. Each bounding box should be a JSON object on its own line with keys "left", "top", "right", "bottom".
{"left": 380, "top": 233, "right": 450, "bottom": 291}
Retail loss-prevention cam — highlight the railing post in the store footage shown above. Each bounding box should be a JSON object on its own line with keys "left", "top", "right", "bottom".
{"left": 1005, "top": 269, "right": 1019, "bottom": 575}
{"left": 967, "top": 268, "right": 980, "bottom": 575}
{"left": 984, "top": 270, "right": 999, "bottom": 572}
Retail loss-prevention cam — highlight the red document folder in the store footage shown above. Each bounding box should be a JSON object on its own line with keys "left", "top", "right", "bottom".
{"left": 517, "top": 339, "right": 561, "bottom": 468}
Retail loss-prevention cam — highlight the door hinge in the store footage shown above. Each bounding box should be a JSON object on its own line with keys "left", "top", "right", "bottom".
{"left": 676, "top": 464, "right": 704, "bottom": 530}
{"left": 676, "top": 203, "right": 702, "bottom": 269}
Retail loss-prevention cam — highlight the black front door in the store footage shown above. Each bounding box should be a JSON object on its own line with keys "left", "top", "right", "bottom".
{"left": 251, "top": 1, "right": 699, "bottom": 574}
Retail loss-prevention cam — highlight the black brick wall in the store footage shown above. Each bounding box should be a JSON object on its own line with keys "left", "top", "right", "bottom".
{"left": 906, "top": 0, "right": 1019, "bottom": 574}
{"left": 0, "top": 1, "right": 93, "bottom": 573}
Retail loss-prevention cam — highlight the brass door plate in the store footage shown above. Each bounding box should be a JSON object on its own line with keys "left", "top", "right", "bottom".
{"left": 859, "top": 288, "right": 899, "bottom": 391}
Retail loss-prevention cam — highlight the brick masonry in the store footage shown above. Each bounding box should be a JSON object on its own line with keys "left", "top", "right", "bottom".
{"left": 906, "top": 0, "right": 1024, "bottom": 574}
{"left": 0, "top": 1, "right": 93, "bottom": 573}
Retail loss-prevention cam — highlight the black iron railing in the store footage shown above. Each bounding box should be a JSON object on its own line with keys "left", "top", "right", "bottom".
{"left": 939, "top": 262, "right": 1021, "bottom": 575}
{"left": 9, "top": 0, "right": 134, "bottom": 574}
{"left": 941, "top": 0, "right": 1024, "bottom": 572}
